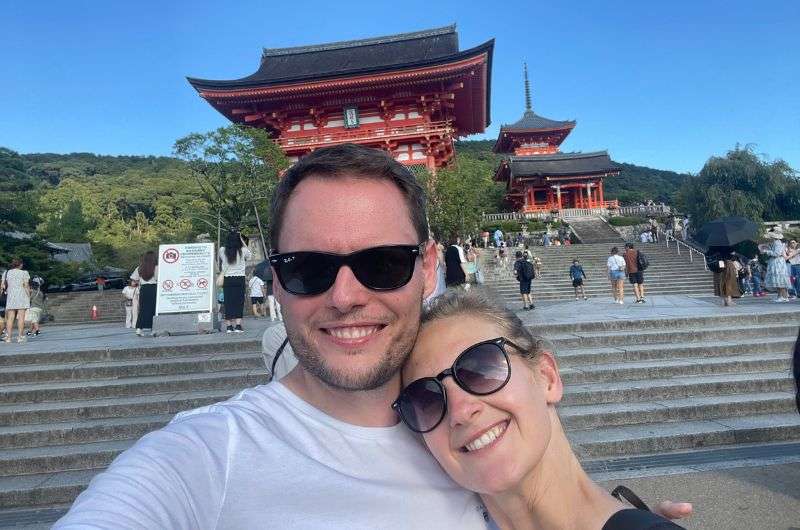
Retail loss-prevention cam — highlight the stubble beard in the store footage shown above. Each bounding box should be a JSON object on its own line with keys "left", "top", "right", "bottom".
{"left": 286, "top": 306, "right": 422, "bottom": 392}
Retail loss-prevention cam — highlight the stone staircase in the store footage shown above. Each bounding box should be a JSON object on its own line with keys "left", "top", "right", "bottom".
{"left": 534, "top": 310, "right": 800, "bottom": 464}
{"left": 568, "top": 217, "right": 624, "bottom": 244}
{"left": 0, "top": 338, "right": 267, "bottom": 512}
{"left": 485, "top": 242, "right": 712, "bottom": 303}
{"left": 44, "top": 292, "right": 126, "bottom": 325}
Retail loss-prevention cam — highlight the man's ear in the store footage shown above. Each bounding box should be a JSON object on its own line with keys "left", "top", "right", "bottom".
{"left": 536, "top": 351, "right": 563, "bottom": 404}
{"left": 421, "top": 239, "right": 438, "bottom": 299}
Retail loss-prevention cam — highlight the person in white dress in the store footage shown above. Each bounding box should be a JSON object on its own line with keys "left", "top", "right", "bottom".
{"left": 2, "top": 258, "right": 31, "bottom": 343}
{"left": 122, "top": 280, "right": 138, "bottom": 328}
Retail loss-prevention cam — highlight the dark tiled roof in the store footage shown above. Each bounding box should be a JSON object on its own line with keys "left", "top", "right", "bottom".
{"left": 188, "top": 25, "right": 489, "bottom": 90}
{"left": 509, "top": 151, "right": 619, "bottom": 177}
{"left": 502, "top": 110, "right": 575, "bottom": 131}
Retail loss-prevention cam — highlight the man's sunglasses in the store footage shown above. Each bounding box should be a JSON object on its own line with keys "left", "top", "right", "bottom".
{"left": 269, "top": 244, "right": 424, "bottom": 296}
{"left": 392, "top": 337, "right": 525, "bottom": 434}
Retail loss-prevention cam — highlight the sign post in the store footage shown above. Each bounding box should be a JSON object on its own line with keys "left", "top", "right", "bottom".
{"left": 152, "top": 243, "right": 217, "bottom": 335}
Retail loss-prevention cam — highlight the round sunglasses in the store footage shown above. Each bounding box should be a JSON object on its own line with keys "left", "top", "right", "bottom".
{"left": 269, "top": 244, "right": 424, "bottom": 296}
{"left": 392, "top": 337, "right": 526, "bottom": 434}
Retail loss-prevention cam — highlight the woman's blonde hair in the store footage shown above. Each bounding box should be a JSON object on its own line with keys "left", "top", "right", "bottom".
{"left": 421, "top": 288, "right": 551, "bottom": 363}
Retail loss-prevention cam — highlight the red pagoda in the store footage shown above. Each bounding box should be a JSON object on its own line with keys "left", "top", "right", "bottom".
{"left": 494, "top": 65, "right": 619, "bottom": 213}
{"left": 187, "top": 26, "right": 493, "bottom": 171}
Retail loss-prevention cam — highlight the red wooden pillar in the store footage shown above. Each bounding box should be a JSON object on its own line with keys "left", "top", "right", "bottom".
{"left": 599, "top": 181, "right": 605, "bottom": 205}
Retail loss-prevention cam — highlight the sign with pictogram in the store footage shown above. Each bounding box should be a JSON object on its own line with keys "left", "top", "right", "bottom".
{"left": 155, "top": 243, "right": 214, "bottom": 315}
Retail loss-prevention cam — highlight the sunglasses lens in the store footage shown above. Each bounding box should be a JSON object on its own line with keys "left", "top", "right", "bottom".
{"left": 351, "top": 246, "right": 416, "bottom": 290}
{"left": 279, "top": 252, "right": 339, "bottom": 295}
{"left": 454, "top": 343, "right": 510, "bottom": 395}
{"left": 397, "top": 378, "right": 446, "bottom": 433}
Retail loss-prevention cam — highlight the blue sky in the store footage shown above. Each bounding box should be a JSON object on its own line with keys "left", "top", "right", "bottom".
{"left": 2, "top": 1, "right": 798, "bottom": 173}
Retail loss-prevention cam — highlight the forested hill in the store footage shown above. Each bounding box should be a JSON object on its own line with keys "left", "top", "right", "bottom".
{"left": 454, "top": 139, "right": 691, "bottom": 204}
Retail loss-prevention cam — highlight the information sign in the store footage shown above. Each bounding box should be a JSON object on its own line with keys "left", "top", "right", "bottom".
{"left": 155, "top": 243, "right": 214, "bottom": 315}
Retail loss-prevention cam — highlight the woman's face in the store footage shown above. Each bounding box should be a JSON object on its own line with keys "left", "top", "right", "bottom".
{"left": 403, "top": 315, "right": 562, "bottom": 495}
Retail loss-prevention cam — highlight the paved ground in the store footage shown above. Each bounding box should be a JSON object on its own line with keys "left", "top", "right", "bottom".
{"left": 598, "top": 462, "right": 800, "bottom": 530}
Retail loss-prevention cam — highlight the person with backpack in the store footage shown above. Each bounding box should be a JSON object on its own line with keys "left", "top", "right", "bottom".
{"left": 623, "top": 242, "right": 647, "bottom": 304}
{"left": 569, "top": 258, "right": 588, "bottom": 300}
{"left": 513, "top": 250, "right": 535, "bottom": 310}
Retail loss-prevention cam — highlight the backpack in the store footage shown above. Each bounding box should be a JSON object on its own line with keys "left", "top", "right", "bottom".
{"left": 520, "top": 260, "right": 535, "bottom": 281}
{"left": 636, "top": 251, "right": 650, "bottom": 271}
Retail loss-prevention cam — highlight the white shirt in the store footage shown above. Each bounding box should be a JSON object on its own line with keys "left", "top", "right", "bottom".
{"left": 607, "top": 254, "right": 626, "bottom": 271}
{"left": 219, "top": 246, "right": 253, "bottom": 277}
{"left": 248, "top": 276, "right": 264, "bottom": 297}
{"left": 122, "top": 286, "right": 136, "bottom": 300}
{"left": 54, "top": 383, "right": 489, "bottom": 530}
{"left": 130, "top": 266, "right": 158, "bottom": 285}
{"left": 261, "top": 323, "right": 298, "bottom": 380}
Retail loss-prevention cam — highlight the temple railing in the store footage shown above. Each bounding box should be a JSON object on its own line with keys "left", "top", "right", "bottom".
{"left": 617, "top": 205, "right": 673, "bottom": 217}
{"left": 659, "top": 227, "right": 708, "bottom": 270}
{"left": 276, "top": 121, "right": 454, "bottom": 149}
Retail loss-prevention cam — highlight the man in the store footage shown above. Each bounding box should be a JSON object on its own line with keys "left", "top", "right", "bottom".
{"left": 513, "top": 250, "right": 535, "bottom": 310}
{"left": 624, "top": 242, "right": 646, "bottom": 303}
{"left": 54, "top": 145, "right": 689, "bottom": 528}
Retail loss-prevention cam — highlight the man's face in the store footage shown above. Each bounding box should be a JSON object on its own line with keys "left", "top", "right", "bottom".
{"left": 275, "top": 175, "right": 437, "bottom": 391}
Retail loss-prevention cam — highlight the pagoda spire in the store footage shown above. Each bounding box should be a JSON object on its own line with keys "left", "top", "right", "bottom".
{"left": 523, "top": 62, "right": 532, "bottom": 112}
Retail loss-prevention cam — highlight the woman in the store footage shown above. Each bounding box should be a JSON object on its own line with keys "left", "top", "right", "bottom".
{"left": 787, "top": 240, "right": 800, "bottom": 299}
{"left": 606, "top": 246, "right": 626, "bottom": 304}
{"left": 712, "top": 251, "right": 741, "bottom": 306}
{"left": 131, "top": 251, "right": 158, "bottom": 336}
{"left": 219, "top": 232, "right": 252, "bottom": 333}
{"left": 2, "top": 258, "right": 31, "bottom": 343}
{"left": 761, "top": 228, "right": 791, "bottom": 302}
{"left": 122, "top": 279, "right": 138, "bottom": 329}
{"left": 463, "top": 243, "right": 478, "bottom": 287}
{"left": 444, "top": 238, "right": 466, "bottom": 288}
{"left": 395, "top": 290, "right": 686, "bottom": 529}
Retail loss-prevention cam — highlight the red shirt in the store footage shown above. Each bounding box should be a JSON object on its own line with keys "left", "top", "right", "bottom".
{"left": 624, "top": 249, "right": 639, "bottom": 273}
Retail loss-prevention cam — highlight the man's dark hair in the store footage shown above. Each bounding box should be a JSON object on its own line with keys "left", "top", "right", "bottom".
{"left": 515, "top": 250, "right": 523, "bottom": 258}
{"left": 269, "top": 144, "right": 428, "bottom": 251}
{"left": 625, "top": 242, "right": 634, "bottom": 249}
{"left": 610, "top": 246, "right": 619, "bottom": 254}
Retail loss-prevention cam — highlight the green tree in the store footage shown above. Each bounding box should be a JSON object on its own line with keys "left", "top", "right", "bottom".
{"left": 676, "top": 146, "right": 799, "bottom": 228}
{"left": 173, "top": 125, "right": 290, "bottom": 238}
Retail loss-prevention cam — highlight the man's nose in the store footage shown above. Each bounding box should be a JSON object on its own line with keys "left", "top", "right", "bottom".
{"left": 326, "top": 265, "right": 370, "bottom": 312}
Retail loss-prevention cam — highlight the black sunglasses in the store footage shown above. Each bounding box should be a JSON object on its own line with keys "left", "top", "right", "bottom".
{"left": 269, "top": 244, "right": 424, "bottom": 296}
{"left": 392, "top": 337, "right": 525, "bottom": 434}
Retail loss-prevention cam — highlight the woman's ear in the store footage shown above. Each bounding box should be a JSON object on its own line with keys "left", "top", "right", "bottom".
{"left": 536, "top": 351, "right": 563, "bottom": 404}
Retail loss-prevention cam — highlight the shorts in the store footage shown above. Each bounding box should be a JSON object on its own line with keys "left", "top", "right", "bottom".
{"left": 609, "top": 270, "right": 625, "bottom": 281}
{"left": 251, "top": 296, "right": 265, "bottom": 304}
{"left": 572, "top": 278, "right": 583, "bottom": 287}
{"left": 519, "top": 280, "right": 532, "bottom": 295}
{"left": 628, "top": 271, "right": 644, "bottom": 285}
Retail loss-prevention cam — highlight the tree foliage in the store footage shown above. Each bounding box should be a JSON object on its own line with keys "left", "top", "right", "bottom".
{"left": 676, "top": 146, "right": 800, "bottom": 228}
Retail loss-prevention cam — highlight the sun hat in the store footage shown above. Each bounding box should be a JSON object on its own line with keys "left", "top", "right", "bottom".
{"left": 765, "top": 227, "right": 784, "bottom": 240}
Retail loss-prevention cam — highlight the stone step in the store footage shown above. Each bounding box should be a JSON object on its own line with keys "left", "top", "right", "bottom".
{"left": 560, "top": 392, "right": 796, "bottom": 430}
{"left": 0, "top": 469, "right": 100, "bottom": 510}
{"left": 567, "top": 412, "right": 800, "bottom": 458}
{"left": 0, "top": 370, "right": 267, "bottom": 405}
{"left": 0, "top": 353, "right": 264, "bottom": 385}
{"left": 556, "top": 336, "right": 798, "bottom": 366}
{"left": 561, "top": 371, "right": 793, "bottom": 406}
{"left": 0, "top": 440, "right": 132, "bottom": 477}
{"left": 0, "top": 388, "right": 238, "bottom": 427}
{"left": 0, "top": 414, "right": 172, "bottom": 450}
{"left": 0, "top": 340, "right": 261, "bottom": 366}
{"left": 547, "top": 322, "right": 799, "bottom": 348}
{"left": 560, "top": 353, "right": 790, "bottom": 384}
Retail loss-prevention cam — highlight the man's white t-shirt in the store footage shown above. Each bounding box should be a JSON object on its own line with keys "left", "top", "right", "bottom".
{"left": 54, "top": 382, "right": 490, "bottom": 530}
{"left": 248, "top": 276, "right": 265, "bottom": 297}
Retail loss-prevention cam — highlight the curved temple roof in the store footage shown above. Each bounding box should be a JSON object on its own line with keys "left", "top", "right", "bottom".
{"left": 501, "top": 109, "right": 575, "bottom": 132}
{"left": 507, "top": 151, "right": 619, "bottom": 177}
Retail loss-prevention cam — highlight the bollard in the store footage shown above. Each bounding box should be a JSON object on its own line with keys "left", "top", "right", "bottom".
{"left": 90, "top": 305, "right": 99, "bottom": 320}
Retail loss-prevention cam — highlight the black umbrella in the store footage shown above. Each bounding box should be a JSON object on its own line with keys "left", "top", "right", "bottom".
{"left": 694, "top": 216, "right": 760, "bottom": 248}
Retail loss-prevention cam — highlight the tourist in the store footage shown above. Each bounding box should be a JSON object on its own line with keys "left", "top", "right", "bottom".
{"left": 121, "top": 280, "right": 137, "bottom": 329}
{"left": 481, "top": 230, "right": 489, "bottom": 249}
{"left": 131, "top": 251, "right": 158, "bottom": 336}
{"left": 513, "top": 250, "right": 535, "bottom": 310}
{"left": 54, "top": 144, "right": 690, "bottom": 528}
{"left": 493, "top": 228, "right": 503, "bottom": 248}
{"left": 787, "top": 240, "right": 800, "bottom": 299}
{"left": 96, "top": 274, "right": 107, "bottom": 294}
{"left": 760, "top": 227, "right": 791, "bottom": 302}
{"left": 463, "top": 243, "right": 478, "bottom": 289}
{"left": 219, "top": 231, "right": 252, "bottom": 333}
{"left": 607, "top": 246, "right": 626, "bottom": 304}
{"left": 623, "top": 243, "right": 646, "bottom": 303}
{"left": 396, "top": 290, "right": 686, "bottom": 530}
{"left": 431, "top": 240, "right": 447, "bottom": 299}
{"left": 2, "top": 258, "right": 31, "bottom": 343}
{"left": 749, "top": 257, "right": 765, "bottom": 297}
{"left": 445, "top": 237, "right": 467, "bottom": 288}
{"left": 25, "top": 278, "right": 45, "bottom": 337}
{"left": 712, "top": 250, "right": 741, "bottom": 307}
{"left": 569, "top": 258, "right": 588, "bottom": 300}
{"left": 248, "top": 273, "right": 266, "bottom": 317}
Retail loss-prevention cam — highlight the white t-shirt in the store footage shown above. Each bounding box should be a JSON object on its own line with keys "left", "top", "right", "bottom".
{"left": 607, "top": 254, "right": 626, "bottom": 271}
{"left": 219, "top": 246, "right": 253, "bottom": 277}
{"left": 54, "top": 383, "right": 490, "bottom": 530}
{"left": 248, "top": 276, "right": 264, "bottom": 297}
{"left": 261, "top": 323, "right": 298, "bottom": 380}
{"left": 130, "top": 266, "right": 158, "bottom": 285}
{"left": 122, "top": 286, "right": 136, "bottom": 300}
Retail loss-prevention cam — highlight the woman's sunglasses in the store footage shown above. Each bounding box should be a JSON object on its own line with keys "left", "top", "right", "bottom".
{"left": 269, "top": 244, "right": 424, "bottom": 296}
{"left": 393, "top": 337, "right": 525, "bottom": 434}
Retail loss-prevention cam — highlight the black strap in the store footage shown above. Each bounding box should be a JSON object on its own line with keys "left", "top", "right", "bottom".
{"left": 270, "top": 337, "right": 289, "bottom": 381}
{"left": 611, "top": 485, "right": 650, "bottom": 512}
